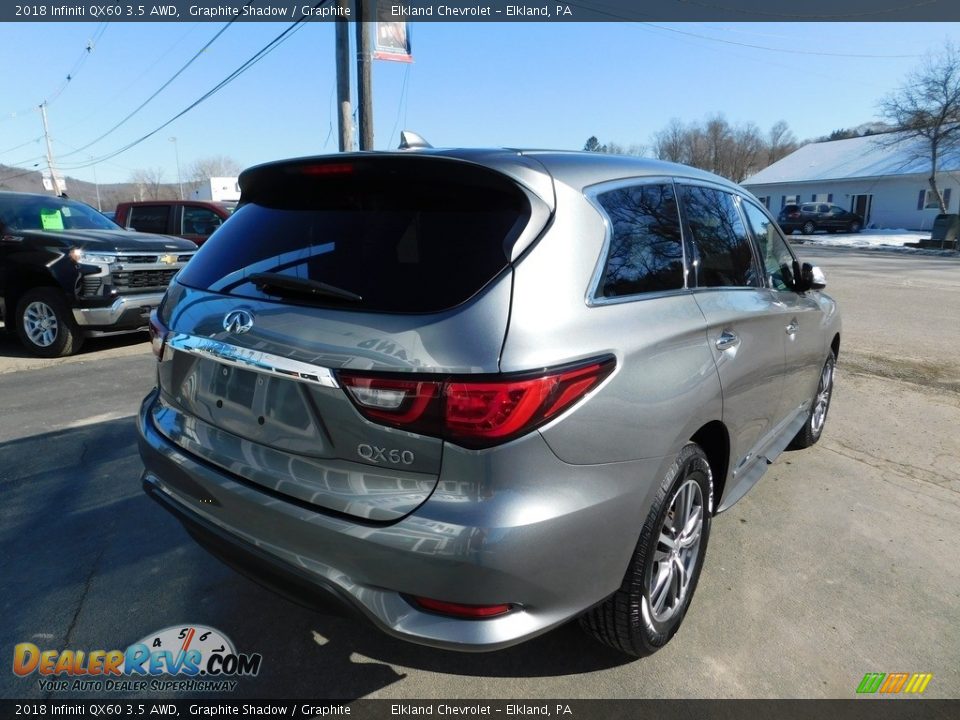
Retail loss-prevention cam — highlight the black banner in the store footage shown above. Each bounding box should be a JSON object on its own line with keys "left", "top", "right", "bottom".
{"left": 0, "top": 700, "right": 956, "bottom": 719}
{"left": 2, "top": 0, "right": 959, "bottom": 23}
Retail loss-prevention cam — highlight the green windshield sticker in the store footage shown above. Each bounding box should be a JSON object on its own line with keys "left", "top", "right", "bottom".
{"left": 39, "top": 209, "right": 64, "bottom": 230}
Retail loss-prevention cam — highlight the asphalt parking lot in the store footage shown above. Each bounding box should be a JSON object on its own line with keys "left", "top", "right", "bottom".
{"left": 1, "top": 244, "right": 958, "bottom": 700}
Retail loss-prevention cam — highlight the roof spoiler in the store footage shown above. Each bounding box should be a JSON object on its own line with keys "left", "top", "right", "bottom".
{"left": 398, "top": 130, "right": 433, "bottom": 150}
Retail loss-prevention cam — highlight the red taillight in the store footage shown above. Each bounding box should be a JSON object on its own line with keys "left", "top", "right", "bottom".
{"left": 412, "top": 596, "right": 514, "bottom": 619}
{"left": 788, "top": 212, "right": 801, "bottom": 219}
{"left": 148, "top": 310, "right": 168, "bottom": 360}
{"left": 340, "top": 357, "right": 615, "bottom": 449}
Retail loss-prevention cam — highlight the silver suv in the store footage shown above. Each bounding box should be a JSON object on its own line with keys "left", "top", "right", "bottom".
{"left": 137, "top": 149, "right": 840, "bottom": 657}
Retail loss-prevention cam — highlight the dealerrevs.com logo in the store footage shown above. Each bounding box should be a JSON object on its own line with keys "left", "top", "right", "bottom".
{"left": 12, "top": 625, "right": 262, "bottom": 693}
{"left": 856, "top": 672, "right": 933, "bottom": 695}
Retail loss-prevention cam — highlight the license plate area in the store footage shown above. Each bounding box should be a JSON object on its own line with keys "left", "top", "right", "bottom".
{"left": 168, "top": 355, "right": 334, "bottom": 457}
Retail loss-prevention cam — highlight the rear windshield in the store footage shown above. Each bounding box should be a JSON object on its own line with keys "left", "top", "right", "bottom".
{"left": 177, "top": 158, "right": 531, "bottom": 313}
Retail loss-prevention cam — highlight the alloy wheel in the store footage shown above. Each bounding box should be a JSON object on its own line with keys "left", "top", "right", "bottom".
{"left": 647, "top": 476, "right": 704, "bottom": 623}
{"left": 23, "top": 301, "right": 59, "bottom": 348}
{"left": 811, "top": 357, "right": 834, "bottom": 434}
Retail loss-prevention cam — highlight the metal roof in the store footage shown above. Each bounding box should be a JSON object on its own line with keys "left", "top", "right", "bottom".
{"left": 743, "top": 132, "right": 960, "bottom": 186}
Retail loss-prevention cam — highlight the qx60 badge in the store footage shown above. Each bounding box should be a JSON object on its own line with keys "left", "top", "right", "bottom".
{"left": 223, "top": 310, "right": 254, "bottom": 335}
{"left": 358, "top": 444, "right": 415, "bottom": 465}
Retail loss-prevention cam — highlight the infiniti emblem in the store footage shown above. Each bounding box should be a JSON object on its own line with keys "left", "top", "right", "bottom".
{"left": 223, "top": 309, "right": 254, "bottom": 334}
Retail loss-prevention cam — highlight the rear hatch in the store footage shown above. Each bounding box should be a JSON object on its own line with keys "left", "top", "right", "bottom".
{"left": 151, "top": 153, "right": 551, "bottom": 522}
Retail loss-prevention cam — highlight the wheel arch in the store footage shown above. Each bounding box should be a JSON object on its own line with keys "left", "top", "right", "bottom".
{"left": 4, "top": 269, "right": 65, "bottom": 323}
{"left": 689, "top": 420, "right": 730, "bottom": 515}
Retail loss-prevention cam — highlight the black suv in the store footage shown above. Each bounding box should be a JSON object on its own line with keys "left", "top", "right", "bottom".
{"left": 778, "top": 202, "right": 863, "bottom": 235}
{"left": 0, "top": 192, "right": 196, "bottom": 357}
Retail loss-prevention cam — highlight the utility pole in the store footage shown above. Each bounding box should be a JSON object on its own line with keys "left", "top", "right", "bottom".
{"left": 39, "top": 102, "right": 64, "bottom": 196}
{"left": 335, "top": 0, "right": 353, "bottom": 152}
{"left": 355, "top": 0, "right": 373, "bottom": 150}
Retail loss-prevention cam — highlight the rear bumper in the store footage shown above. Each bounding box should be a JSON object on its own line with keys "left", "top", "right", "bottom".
{"left": 137, "top": 389, "right": 668, "bottom": 652}
{"left": 73, "top": 293, "right": 164, "bottom": 332}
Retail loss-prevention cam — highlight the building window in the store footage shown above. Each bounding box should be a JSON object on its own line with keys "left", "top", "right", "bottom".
{"left": 783, "top": 195, "right": 799, "bottom": 207}
{"left": 754, "top": 195, "right": 771, "bottom": 209}
{"left": 811, "top": 193, "right": 833, "bottom": 202}
{"left": 918, "top": 188, "right": 952, "bottom": 210}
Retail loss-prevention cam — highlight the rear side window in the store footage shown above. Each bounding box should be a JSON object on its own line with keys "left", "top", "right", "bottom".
{"left": 182, "top": 206, "right": 224, "bottom": 236}
{"left": 128, "top": 205, "right": 169, "bottom": 234}
{"left": 680, "top": 186, "right": 760, "bottom": 288}
{"left": 177, "top": 159, "right": 531, "bottom": 313}
{"left": 594, "top": 183, "right": 684, "bottom": 298}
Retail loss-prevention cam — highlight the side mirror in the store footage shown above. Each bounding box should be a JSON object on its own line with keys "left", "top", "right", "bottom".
{"left": 801, "top": 262, "right": 827, "bottom": 291}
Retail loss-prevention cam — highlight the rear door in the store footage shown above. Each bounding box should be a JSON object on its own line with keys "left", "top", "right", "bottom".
{"left": 153, "top": 155, "right": 550, "bottom": 522}
{"left": 178, "top": 204, "right": 226, "bottom": 246}
{"left": 678, "top": 183, "right": 787, "bottom": 501}
{"left": 126, "top": 204, "right": 173, "bottom": 235}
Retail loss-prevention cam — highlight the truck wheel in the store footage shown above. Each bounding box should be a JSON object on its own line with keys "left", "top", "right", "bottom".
{"left": 580, "top": 443, "right": 712, "bottom": 657}
{"left": 15, "top": 288, "right": 84, "bottom": 358}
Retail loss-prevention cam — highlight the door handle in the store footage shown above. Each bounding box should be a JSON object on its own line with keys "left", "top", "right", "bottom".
{"left": 786, "top": 319, "right": 799, "bottom": 335}
{"left": 715, "top": 330, "right": 740, "bottom": 351}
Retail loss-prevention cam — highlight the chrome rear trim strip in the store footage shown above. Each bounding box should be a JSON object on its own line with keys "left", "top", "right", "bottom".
{"left": 165, "top": 333, "right": 340, "bottom": 389}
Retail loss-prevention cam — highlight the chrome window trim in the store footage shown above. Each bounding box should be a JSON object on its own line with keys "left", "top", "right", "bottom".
{"left": 583, "top": 176, "right": 689, "bottom": 307}
{"left": 165, "top": 332, "right": 340, "bottom": 389}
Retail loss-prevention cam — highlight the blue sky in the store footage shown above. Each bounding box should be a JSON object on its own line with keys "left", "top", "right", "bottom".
{"left": 1, "top": 21, "right": 957, "bottom": 184}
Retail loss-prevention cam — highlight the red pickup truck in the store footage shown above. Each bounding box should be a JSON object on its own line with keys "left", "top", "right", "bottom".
{"left": 114, "top": 200, "right": 233, "bottom": 246}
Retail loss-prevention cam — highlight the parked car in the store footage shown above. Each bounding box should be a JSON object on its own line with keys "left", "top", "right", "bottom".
{"left": 138, "top": 150, "right": 841, "bottom": 657}
{"left": 114, "top": 200, "right": 232, "bottom": 246}
{"left": 0, "top": 192, "right": 196, "bottom": 357}
{"left": 779, "top": 202, "right": 863, "bottom": 235}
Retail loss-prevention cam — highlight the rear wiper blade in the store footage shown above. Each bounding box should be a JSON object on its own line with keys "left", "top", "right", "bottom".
{"left": 249, "top": 272, "right": 362, "bottom": 303}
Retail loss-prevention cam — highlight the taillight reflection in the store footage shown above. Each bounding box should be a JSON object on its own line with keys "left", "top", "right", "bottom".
{"left": 148, "top": 310, "right": 168, "bottom": 361}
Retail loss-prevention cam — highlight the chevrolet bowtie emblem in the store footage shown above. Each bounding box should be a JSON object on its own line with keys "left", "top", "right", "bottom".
{"left": 159, "top": 254, "right": 178, "bottom": 265}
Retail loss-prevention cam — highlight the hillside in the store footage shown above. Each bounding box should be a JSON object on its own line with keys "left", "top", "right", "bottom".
{"left": 0, "top": 164, "right": 181, "bottom": 212}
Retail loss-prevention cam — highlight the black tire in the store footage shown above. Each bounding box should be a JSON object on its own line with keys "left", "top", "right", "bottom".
{"left": 802, "top": 221, "right": 817, "bottom": 235}
{"left": 849, "top": 221, "right": 861, "bottom": 233}
{"left": 14, "top": 288, "right": 84, "bottom": 358}
{"left": 788, "top": 350, "right": 836, "bottom": 450}
{"left": 580, "top": 443, "right": 713, "bottom": 657}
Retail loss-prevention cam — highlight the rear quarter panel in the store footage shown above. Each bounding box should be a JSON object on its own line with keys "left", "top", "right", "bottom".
{"left": 501, "top": 181, "right": 722, "bottom": 466}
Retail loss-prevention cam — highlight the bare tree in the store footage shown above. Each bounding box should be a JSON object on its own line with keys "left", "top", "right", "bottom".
{"left": 186, "top": 155, "right": 242, "bottom": 196}
{"left": 649, "top": 116, "right": 780, "bottom": 182}
{"left": 582, "top": 138, "right": 645, "bottom": 156}
{"left": 129, "top": 168, "right": 172, "bottom": 201}
{"left": 879, "top": 42, "right": 960, "bottom": 213}
{"left": 767, "top": 120, "right": 798, "bottom": 165}
{"left": 651, "top": 119, "right": 687, "bottom": 163}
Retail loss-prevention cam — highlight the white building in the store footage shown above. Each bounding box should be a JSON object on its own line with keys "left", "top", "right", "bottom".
{"left": 191, "top": 176, "right": 241, "bottom": 203}
{"left": 743, "top": 133, "right": 959, "bottom": 231}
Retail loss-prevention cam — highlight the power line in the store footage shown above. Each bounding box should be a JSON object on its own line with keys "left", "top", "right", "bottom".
{"left": 566, "top": 1, "right": 925, "bottom": 58}
{"left": 0, "top": 23, "right": 109, "bottom": 123}
{"left": 58, "top": 24, "right": 202, "bottom": 136}
{"left": 640, "top": 22, "right": 925, "bottom": 59}
{"left": 59, "top": 12, "right": 251, "bottom": 159}
{"left": 45, "top": 23, "right": 110, "bottom": 104}
{"left": 57, "top": 3, "right": 328, "bottom": 172}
